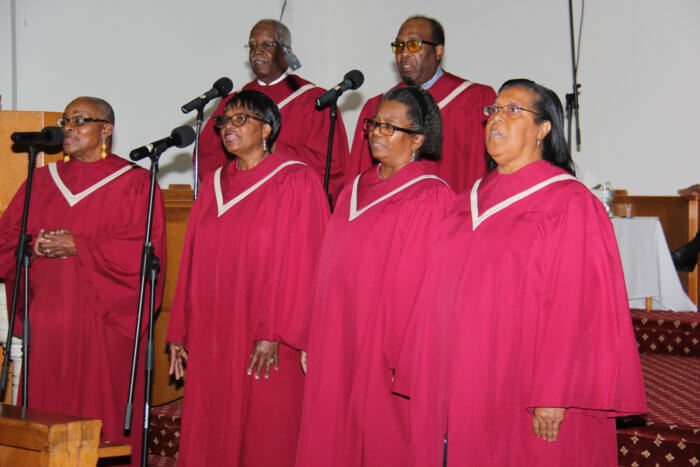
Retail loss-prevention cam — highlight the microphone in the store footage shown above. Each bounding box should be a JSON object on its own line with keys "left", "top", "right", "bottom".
{"left": 281, "top": 45, "right": 301, "bottom": 71}
{"left": 11, "top": 126, "right": 64, "bottom": 146}
{"left": 315, "top": 70, "right": 364, "bottom": 110}
{"left": 130, "top": 126, "right": 196, "bottom": 161}
{"left": 181, "top": 77, "right": 233, "bottom": 114}
{"left": 275, "top": 0, "right": 301, "bottom": 71}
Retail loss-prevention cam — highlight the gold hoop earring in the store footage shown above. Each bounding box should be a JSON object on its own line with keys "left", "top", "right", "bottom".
{"left": 101, "top": 141, "right": 108, "bottom": 159}
{"left": 63, "top": 154, "right": 70, "bottom": 163}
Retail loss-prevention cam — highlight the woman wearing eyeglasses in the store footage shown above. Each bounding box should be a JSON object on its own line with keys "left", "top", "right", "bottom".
{"left": 0, "top": 96, "right": 166, "bottom": 464}
{"left": 167, "top": 90, "right": 328, "bottom": 466}
{"left": 295, "top": 86, "right": 455, "bottom": 467}
{"left": 403, "top": 79, "right": 647, "bottom": 466}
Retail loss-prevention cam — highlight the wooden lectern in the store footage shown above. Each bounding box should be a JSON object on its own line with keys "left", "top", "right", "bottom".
{"left": 0, "top": 110, "right": 65, "bottom": 213}
{"left": 0, "top": 403, "right": 130, "bottom": 466}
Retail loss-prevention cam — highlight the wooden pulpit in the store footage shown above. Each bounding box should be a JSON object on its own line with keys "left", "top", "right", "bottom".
{"left": 0, "top": 110, "right": 65, "bottom": 213}
{"left": 151, "top": 184, "right": 194, "bottom": 406}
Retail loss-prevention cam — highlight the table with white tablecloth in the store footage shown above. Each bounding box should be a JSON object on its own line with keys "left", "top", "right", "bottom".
{"left": 612, "top": 217, "right": 697, "bottom": 312}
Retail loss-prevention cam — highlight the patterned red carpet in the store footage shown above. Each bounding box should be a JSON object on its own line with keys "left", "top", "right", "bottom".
{"left": 618, "top": 310, "right": 699, "bottom": 466}
{"left": 630, "top": 309, "right": 699, "bottom": 358}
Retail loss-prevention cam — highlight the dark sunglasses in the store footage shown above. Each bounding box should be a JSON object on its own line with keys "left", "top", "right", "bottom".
{"left": 390, "top": 40, "right": 438, "bottom": 54}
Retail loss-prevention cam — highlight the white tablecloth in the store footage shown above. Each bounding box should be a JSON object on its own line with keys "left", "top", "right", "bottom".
{"left": 612, "top": 217, "right": 697, "bottom": 312}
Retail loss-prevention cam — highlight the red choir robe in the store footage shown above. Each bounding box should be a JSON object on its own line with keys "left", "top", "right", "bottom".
{"left": 347, "top": 72, "right": 496, "bottom": 194}
{"left": 197, "top": 74, "right": 350, "bottom": 203}
{"left": 398, "top": 160, "right": 647, "bottom": 466}
{"left": 0, "top": 154, "right": 166, "bottom": 465}
{"left": 295, "top": 161, "right": 455, "bottom": 467}
{"left": 166, "top": 152, "right": 329, "bottom": 466}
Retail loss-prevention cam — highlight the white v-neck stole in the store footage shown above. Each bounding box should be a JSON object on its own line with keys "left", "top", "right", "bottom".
{"left": 437, "top": 80, "right": 473, "bottom": 110}
{"left": 348, "top": 174, "right": 447, "bottom": 221}
{"left": 470, "top": 174, "right": 578, "bottom": 230}
{"left": 214, "top": 160, "right": 306, "bottom": 217}
{"left": 48, "top": 162, "right": 133, "bottom": 207}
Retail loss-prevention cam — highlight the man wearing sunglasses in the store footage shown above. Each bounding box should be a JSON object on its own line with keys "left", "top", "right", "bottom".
{"left": 347, "top": 15, "right": 496, "bottom": 194}
{"left": 197, "top": 19, "right": 350, "bottom": 204}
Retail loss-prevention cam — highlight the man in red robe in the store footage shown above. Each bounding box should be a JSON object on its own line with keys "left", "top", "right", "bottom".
{"left": 167, "top": 151, "right": 329, "bottom": 466}
{"left": 400, "top": 160, "right": 647, "bottom": 466}
{"left": 0, "top": 154, "right": 166, "bottom": 464}
{"left": 197, "top": 19, "right": 350, "bottom": 203}
{"left": 347, "top": 16, "right": 496, "bottom": 194}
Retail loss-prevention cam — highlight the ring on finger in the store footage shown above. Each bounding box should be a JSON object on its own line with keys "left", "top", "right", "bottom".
{"left": 268, "top": 358, "right": 275, "bottom": 363}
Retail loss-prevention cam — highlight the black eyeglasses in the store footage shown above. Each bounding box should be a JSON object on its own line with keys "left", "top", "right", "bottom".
{"left": 244, "top": 42, "right": 277, "bottom": 51}
{"left": 363, "top": 118, "right": 419, "bottom": 136}
{"left": 390, "top": 40, "right": 438, "bottom": 54}
{"left": 483, "top": 104, "right": 544, "bottom": 118}
{"left": 57, "top": 116, "right": 109, "bottom": 128}
{"left": 213, "top": 113, "right": 268, "bottom": 129}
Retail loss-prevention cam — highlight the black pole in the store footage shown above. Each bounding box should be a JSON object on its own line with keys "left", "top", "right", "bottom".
{"left": 566, "top": 0, "right": 582, "bottom": 153}
{"left": 140, "top": 248, "right": 159, "bottom": 466}
{"left": 322, "top": 102, "right": 337, "bottom": 210}
{"left": 0, "top": 142, "right": 38, "bottom": 407}
{"left": 193, "top": 106, "right": 204, "bottom": 200}
{"left": 565, "top": 93, "right": 574, "bottom": 156}
{"left": 124, "top": 146, "right": 162, "bottom": 467}
{"left": 21, "top": 249, "right": 30, "bottom": 406}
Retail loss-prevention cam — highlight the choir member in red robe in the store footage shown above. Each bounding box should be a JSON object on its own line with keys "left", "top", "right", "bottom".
{"left": 0, "top": 97, "right": 166, "bottom": 465}
{"left": 197, "top": 19, "right": 350, "bottom": 203}
{"left": 296, "top": 86, "right": 455, "bottom": 467}
{"left": 399, "top": 79, "right": 647, "bottom": 466}
{"left": 167, "top": 90, "right": 329, "bottom": 466}
{"left": 347, "top": 15, "right": 495, "bottom": 194}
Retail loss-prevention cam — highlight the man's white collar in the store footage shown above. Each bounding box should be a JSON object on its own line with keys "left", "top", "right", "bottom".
{"left": 257, "top": 71, "right": 288, "bottom": 87}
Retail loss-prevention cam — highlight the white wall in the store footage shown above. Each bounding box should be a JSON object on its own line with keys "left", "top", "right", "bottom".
{"left": 3, "top": 0, "right": 699, "bottom": 195}
{"left": 0, "top": 0, "right": 14, "bottom": 110}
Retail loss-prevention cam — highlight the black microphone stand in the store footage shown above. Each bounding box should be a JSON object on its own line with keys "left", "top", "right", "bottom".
{"left": 0, "top": 142, "right": 40, "bottom": 407}
{"left": 124, "top": 146, "right": 163, "bottom": 467}
{"left": 566, "top": 0, "right": 582, "bottom": 154}
{"left": 322, "top": 102, "right": 337, "bottom": 211}
{"left": 193, "top": 105, "right": 204, "bottom": 200}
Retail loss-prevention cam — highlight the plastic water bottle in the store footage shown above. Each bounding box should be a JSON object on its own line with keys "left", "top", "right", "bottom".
{"left": 602, "top": 181, "right": 614, "bottom": 217}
